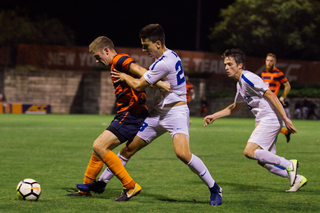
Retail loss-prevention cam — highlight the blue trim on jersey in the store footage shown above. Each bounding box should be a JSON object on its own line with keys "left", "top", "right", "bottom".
{"left": 241, "top": 74, "right": 254, "bottom": 87}
{"left": 171, "top": 51, "right": 178, "bottom": 57}
{"left": 151, "top": 55, "right": 165, "bottom": 70}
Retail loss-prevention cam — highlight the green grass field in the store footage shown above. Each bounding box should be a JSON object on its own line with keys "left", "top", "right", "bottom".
{"left": 0, "top": 114, "right": 319, "bottom": 212}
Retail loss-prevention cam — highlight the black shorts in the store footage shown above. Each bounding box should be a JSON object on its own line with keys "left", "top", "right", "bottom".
{"left": 107, "top": 111, "right": 148, "bottom": 144}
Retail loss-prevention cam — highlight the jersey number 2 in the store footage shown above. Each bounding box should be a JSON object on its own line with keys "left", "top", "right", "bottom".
{"left": 176, "top": 61, "right": 185, "bottom": 85}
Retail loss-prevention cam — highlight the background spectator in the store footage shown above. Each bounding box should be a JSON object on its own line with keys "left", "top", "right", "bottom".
{"left": 307, "top": 99, "right": 319, "bottom": 120}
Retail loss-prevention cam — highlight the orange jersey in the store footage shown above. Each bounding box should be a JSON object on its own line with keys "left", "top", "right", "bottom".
{"left": 110, "top": 54, "right": 148, "bottom": 115}
{"left": 261, "top": 67, "right": 288, "bottom": 97}
{"left": 186, "top": 82, "right": 194, "bottom": 103}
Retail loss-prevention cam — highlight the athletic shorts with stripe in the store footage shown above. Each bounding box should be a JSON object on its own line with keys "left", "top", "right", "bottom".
{"left": 137, "top": 104, "right": 190, "bottom": 143}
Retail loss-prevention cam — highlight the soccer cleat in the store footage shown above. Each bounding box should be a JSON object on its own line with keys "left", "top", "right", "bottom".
{"left": 65, "top": 191, "right": 92, "bottom": 197}
{"left": 76, "top": 180, "right": 106, "bottom": 194}
{"left": 286, "top": 175, "right": 307, "bottom": 192}
{"left": 285, "top": 132, "right": 291, "bottom": 143}
{"left": 286, "top": 160, "right": 299, "bottom": 186}
{"left": 209, "top": 183, "right": 223, "bottom": 206}
{"left": 114, "top": 183, "right": 141, "bottom": 201}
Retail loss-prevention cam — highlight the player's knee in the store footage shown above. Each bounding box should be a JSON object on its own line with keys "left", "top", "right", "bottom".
{"left": 92, "top": 142, "right": 100, "bottom": 154}
{"left": 92, "top": 139, "right": 105, "bottom": 154}
{"left": 175, "top": 151, "right": 192, "bottom": 164}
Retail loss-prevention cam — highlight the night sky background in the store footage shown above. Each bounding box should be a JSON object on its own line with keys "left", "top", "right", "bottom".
{"left": 2, "top": 0, "right": 234, "bottom": 52}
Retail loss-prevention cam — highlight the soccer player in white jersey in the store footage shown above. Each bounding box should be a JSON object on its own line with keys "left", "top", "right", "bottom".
{"left": 77, "top": 24, "right": 223, "bottom": 206}
{"left": 204, "top": 48, "right": 307, "bottom": 192}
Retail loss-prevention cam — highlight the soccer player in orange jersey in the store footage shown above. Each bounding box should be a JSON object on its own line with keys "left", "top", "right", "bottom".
{"left": 78, "top": 24, "right": 223, "bottom": 206}
{"left": 66, "top": 36, "right": 170, "bottom": 201}
{"left": 185, "top": 76, "right": 194, "bottom": 123}
{"left": 261, "top": 53, "right": 292, "bottom": 142}
{"left": 185, "top": 76, "right": 195, "bottom": 105}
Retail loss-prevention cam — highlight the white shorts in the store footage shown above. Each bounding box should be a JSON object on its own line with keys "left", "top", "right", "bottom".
{"left": 248, "top": 123, "right": 281, "bottom": 154}
{"left": 137, "top": 104, "right": 190, "bottom": 143}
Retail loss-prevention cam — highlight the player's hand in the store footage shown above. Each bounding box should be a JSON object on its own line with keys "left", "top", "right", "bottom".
{"left": 283, "top": 117, "right": 297, "bottom": 134}
{"left": 111, "top": 69, "right": 125, "bottom": 83}
{"left": 203, "top": 115, "right": 216, "bottom": 127}
{"left": 279, "top": 97, "right": 286, "bottom": 106}
{"left": 157, "top": 81, "right": 172, "bottom": 92}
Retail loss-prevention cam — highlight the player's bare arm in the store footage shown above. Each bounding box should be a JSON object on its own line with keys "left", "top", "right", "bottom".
{"left": 203, "top": 102, "right": 245, "bottom": 126}
{"left": 129, "top": 63, "right": 148, "bottom": 77}
{"left": 111, "top": 69, "right": 149, "bottom": 91}
{"left": 129, "top": 64, "right": 171, "bottom": 92}
{"left": 264, "top": 89, "right": 297, "bottom": 133}
{"left": 280, "top": 81, "right": 291, "bottom": 106}
{"left": 112, "top": 69, "right": 171, "bottom": 92}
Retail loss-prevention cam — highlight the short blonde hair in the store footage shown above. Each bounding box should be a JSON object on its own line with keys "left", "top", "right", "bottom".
{"left": 89, "top": 36, "right": 115, "bottom": 53}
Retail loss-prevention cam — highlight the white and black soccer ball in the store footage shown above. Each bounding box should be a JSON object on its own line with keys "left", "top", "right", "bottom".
{"left": 16, "top": 178, "right": 41, "bottom": 201}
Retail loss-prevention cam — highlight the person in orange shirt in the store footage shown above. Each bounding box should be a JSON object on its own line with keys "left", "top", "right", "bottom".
{"left": 185, "top": 76, "right": 195, "bottom": 106}
{"left": 185, "top": 76, "right": 194, "bottom": 123}
{"left": 261, "top": 53, "right": 292, "bottom": 142}
{"left": 66, "top": 36, "right": 170, "bottom": 201}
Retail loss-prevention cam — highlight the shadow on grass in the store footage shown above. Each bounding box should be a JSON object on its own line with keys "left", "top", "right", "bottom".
{"left": 157, "top": 196, "right": 208, "bottom": 204}
{"left": 140, "top": 191, "right": 208, "bottom": 204}
{"left": 61, "top": 186, "right": 126, "bottom": 200}
{"left": 219, "top": 181, "right": 315, "bottom": 194}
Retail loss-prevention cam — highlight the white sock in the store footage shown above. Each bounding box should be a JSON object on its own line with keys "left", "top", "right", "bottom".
{"left": 98, "top": 152, "right": 130, "bottom": 183}
{"left": 264, "top": 164, "right": 289, "bottom": 178}
{"left": 254, "top": 149, "right": 291, "bottom": 168}
{"left": 188, "top": 154, "right": 215, "bottom": 188}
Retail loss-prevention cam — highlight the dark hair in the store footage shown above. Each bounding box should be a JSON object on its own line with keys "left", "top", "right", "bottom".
{"left": 139, "top": 24, "right": 165, "bottom": 47}
{"left": 222, "top": 48, "right": 246, "bottom": 69}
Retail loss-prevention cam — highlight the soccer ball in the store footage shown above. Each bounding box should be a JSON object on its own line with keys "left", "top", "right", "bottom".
{"left": 16, "top": 179, "right": 41, "bottom": 201}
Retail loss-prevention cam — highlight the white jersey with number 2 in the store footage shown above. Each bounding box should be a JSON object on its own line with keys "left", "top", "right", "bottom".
{"left": 143, "top": 49, "right": 187, "bottom": 110}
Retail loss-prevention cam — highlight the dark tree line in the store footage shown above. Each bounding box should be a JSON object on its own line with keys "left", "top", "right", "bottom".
{"left": 208, "top": 0, "right": 320, "bottom": 60}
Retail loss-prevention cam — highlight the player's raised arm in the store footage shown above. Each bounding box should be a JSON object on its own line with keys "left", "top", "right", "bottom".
{"left": 204, "top": 102, "right": 245, "bottom": 126}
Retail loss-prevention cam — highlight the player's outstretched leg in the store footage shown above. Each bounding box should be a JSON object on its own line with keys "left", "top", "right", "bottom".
{"left": 209, "top": 183, "right": 223, "bottom": 206}
{"left": 76, "top": 180, "right": 106, "bottom": 194}
{"left": 286, "top": 175, "right": 307, "bottom": 192}
{"left": 114, "top": 183, "right": 142, "bottom": 201}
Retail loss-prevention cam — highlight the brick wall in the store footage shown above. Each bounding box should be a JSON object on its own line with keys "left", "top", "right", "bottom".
{"left": 1, "top": 68, "right": 319, "bottom": 119}
{"left": 3, "top": 68, "right": 109, "bottom": 114}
